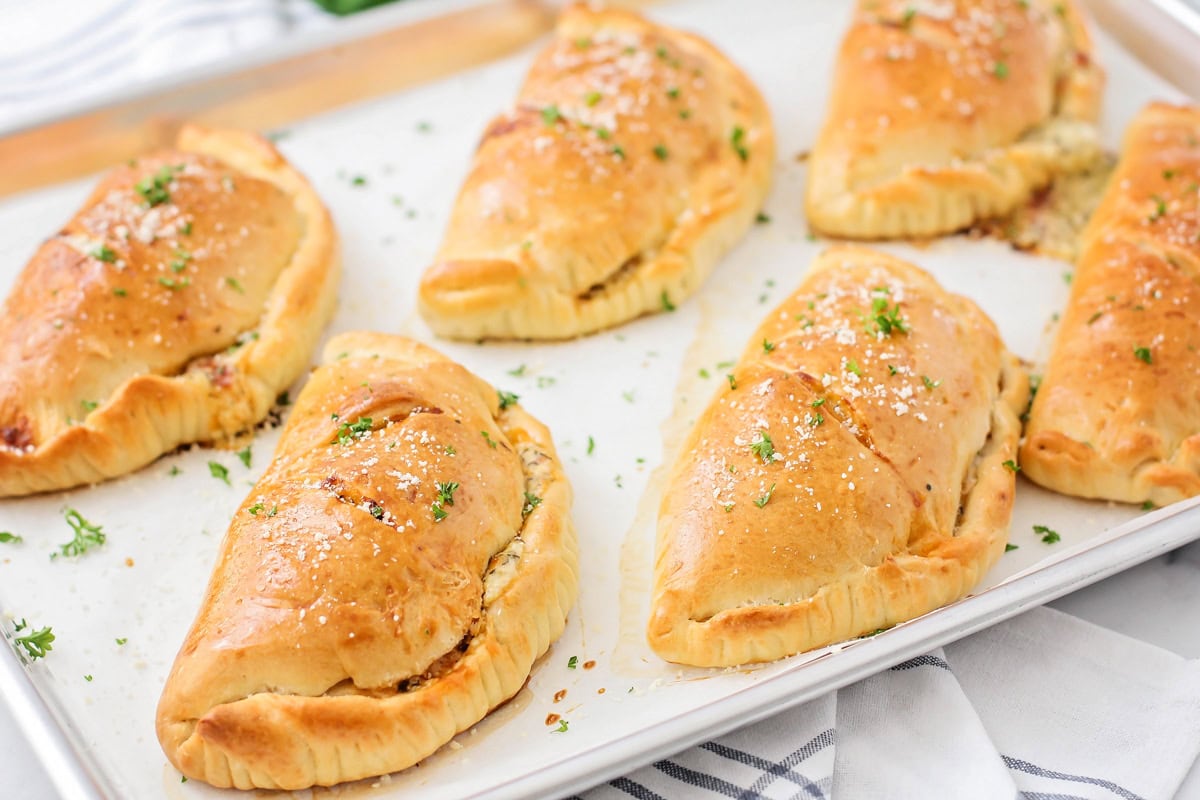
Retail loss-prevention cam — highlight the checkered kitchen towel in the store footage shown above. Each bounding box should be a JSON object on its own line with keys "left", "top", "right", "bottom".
{"left": 3, "top": 3, "right": 1200, "bottom": 798}
{"left": 581, "top": 607, "right": 1200, "bottom": 800}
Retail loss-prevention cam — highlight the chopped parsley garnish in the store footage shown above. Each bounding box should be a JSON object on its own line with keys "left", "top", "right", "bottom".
{"left": 587, "top": 436, "right": 595, "bottom": 455}
{"left": 811, "top": 397, "right": 826, "bottom": 408}
{"left": 612, "top": 144, "right": 627, "bottom": 159}
{"left": 653, "top": 144, "right": 669, "bottom": 161}
{"left": 584, "top": 90, "right": 602, "bottom": 107}
{"left": 54, "top": 508, "right": 106, "bottom": 559}
{"left": 727, "top": 374, "right": 738, "bottom": 390}
{"left": 1005, "top": 543, "right": 1019, "bottom": 552}
{"left": 1164, "top": 169, "right": 1177, "bottom": 180}
{"left": 1148, "top": 195, "right": 1167, "bottom": 221}
{"left": 749, "top": 430, "right": 776, "bottom": 464}
{"left": 901, "top": 7, "right": 917, "bottom": 27}
{"left": 1142, "top": 500, "right": 1156, "bottom": 510}
{"left": 730, "top": 126, "right": 749, "bottom": 161}
{"left": 552, "top": 720, "right": 570, "bottom": 733}
{"left": 350, "top": 175, "right": 367, "bottom": 187}
{"left": 84, "top": 675, "right": 93, "bottom": 682}
{"left": 368, "top": 502, "right": 385, "bottom": 520}
{"left": 157, "top": 276, "right": 190, "bottom": 291}
{"left": 756, "top": 212, "right": 771, "bottom": 224}
{"left": 567, "top": 655, "right": 578, "bottom": 669}
{"left": 0, "top": 532, "right": 22, "bottom": 544}
{"left": 508, "top": 364, "right": 527, "bottom": 377}
{"left": 13, "top": 623, "right": 54, "bottom": 660}
{"left": 679, "top": 109, "right": 692, "bottom": 120}
{"left": 1134, "top": 346, "right": 1152, "bottom": 364}
{"left": 762, "top": 339, "right": 776, "bottom": 353}
{"left": 1087, "top": 311, "right": 1103, "bottom": 325}
{"left": 170, "top": 248, "right": 191, "bottom": 272}
{"left": 208, "top": 461, "right": 231, "bottom": 485}
{"left": 1033, "top": 524, "right": 1060, "bottom": 544}
{"left": 482, "top": 430, "right": 498, "bottom": 448}
{"left": 867, "top": 289, "right": 908, "bottom": 336}
{"left": 81, "top": 400, "right": 98, "bottom": 412}
{"left": 993, "top": 61, "right": 1009, "bottom": 79}
{"left": 753, "top": 483, "right": 776, "bottom": 508}
{"left": 810, "top": 413, "right": 824, "bottom": 427}
{"left": 594, "top": 127, "right": 611, "bottom": 140}
{"left": 335, "top": 416, "right": 373, "bottom": 445}
{"left": 661, "top": 290, "right": 676, "bottom": 312}
{"left": 541, "top": 104, "right": 562, "bottom": 125}
{"left": 91, "top": 245, "right": 116, "bottom": 263}
{"left": 168, "top": 465, "right": 181, "bottom": 476}
{"left": 845, "top": 359, "right": 863, "bottom": 376}
{"left": 135, "top": 164, "right": 183, "bottom": 207}
{"left": 655, "top": 44, "right": 669, "bottom": 59}
{"left": 666, "top": 86, "right": 680, "bottom": 99}
{"left": 1002, "top": 460, "right": 1021, "bottom": 473}
{"left": 112, "top": 288, "right": 127, "bottom": 297}
{"left": 498, "top": 390, "right": 520, "bottom": 410}
{"left": 225, "top": 277, "right": 245, "bottom": 294}
{"left": 887, "top": 364, "right": 898, "bottom": 375}
{"left": 248, "top": 503, "right": 265, "bottom": 516}
{"left": 236, "top": 446, "right": 252, "bottom": 468}
{"left": 179, "top": 220, "right": 193, "bottom": 235}
{"left": 115, "top": 638, "right": 127, "bottom": 646}
{"left": 522, "top": 492, "right": 543, "bottom": 518}
{"left": 921, "top": 375, "right": 941, "bottom": 390}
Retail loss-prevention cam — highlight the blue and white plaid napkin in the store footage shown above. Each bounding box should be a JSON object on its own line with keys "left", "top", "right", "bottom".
{"left": 582, "top": 608, "right": 1200, "bottom": 800}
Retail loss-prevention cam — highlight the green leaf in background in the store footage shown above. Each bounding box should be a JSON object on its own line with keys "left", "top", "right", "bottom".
{"left": 311, "top": 0, "right": 402, "bottom": 15}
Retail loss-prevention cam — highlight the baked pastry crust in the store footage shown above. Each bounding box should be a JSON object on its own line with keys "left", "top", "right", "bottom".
{"left": 648, "top": 246, "right": 1027, "bottom": 666}
{"left": 1021, "top": 102, "right": 1200, "bottom": 505}
{"left": 0, "top": 125, "right": 339, "bottom": 496}
{"left": 419, "top": 3, "right": 774, "bottom": 339}
{"left": 156, "top": 332, "right": 579, "bottom": 790}
{"left": 805, "top": 0, "right": 1104, "bottom": 240}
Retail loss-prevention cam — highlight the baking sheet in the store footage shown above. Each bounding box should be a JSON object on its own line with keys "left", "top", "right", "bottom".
{"left": 0, "top": 1, "right": 1198, "bottom": 798}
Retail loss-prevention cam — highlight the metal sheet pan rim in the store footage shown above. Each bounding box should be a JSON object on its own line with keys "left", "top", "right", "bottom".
{"left": 0, "top": 2, "right": 1197, "bottom": 799}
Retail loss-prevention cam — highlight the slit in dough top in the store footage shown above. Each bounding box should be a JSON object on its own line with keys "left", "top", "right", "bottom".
{"left": 419, "top": 2, "right": 773, "bottom": 340}
{"left": 805, "top": 0, "right": 1103, "bottom": 240}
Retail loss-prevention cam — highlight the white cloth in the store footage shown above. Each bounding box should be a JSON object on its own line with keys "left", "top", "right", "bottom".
{"left": 583, "top": 608, "right": 1200, "bottom": 800}
{"left": 0, "top": 0, "right": 328, "bottom": 133}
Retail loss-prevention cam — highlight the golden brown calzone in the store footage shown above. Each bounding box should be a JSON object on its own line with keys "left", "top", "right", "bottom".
{"left": 806, "top": 0, "right": 1103, "bottom": 239}
{"left": 648, "top": 247, "right": 1027, "bottom": 666}
{"left": 419, "top": 3, "right": 774, "bottom": 339}
{"left": 0, "top": 125, "right": 338, "bottom": 496}
{"left": 156, "top": 332, "right": 578, "bottom": 790}
{"left": 1021, "top": 103, "right": 1200, "bottom": 505}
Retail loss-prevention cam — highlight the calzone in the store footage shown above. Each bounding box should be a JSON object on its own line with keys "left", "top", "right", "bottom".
{"left": 648, "top": 247, "right": 1027, "bottom": 666}
{"left": 806, "top": 0, "right": 1103, "bottom": 240}
{"left": 156, "top": 332, "right": 578, "bottom": 789}
{"left": 1021, "top": 103, "right": 1200, "bottom": 505}
{"left": 0, "top": 125, "right": 339, "bottom": 496}
{"left": 419, "top": 3, "right": 774, "bottom": 339}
